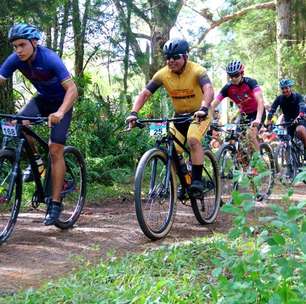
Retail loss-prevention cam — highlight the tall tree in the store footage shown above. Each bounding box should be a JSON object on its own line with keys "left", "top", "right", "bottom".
{"left": 72, "top": 0, "right": 91, "bottom": 78}
{"left": 275, "top": 0, "right": 291, "bottom": 78}
{"left": 0, "top": 23, "right": 14, "bottom": 113}
{"left": 113, "top": 0, "right": 184, "bottom": 81}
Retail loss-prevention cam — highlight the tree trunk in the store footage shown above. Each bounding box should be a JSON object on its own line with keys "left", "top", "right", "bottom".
{"left": 0, "top": 26, "right": 14, "bottom": 113}
{"left": 123, "top": 1, "right": 131, "bottom": 95}
{"left": 71, "top": 0, "right": 83, "bottom": 77}
{"left": 59, "top": 1, "right": 71, "bottom": 58}
{"left": 275, "top": 0, "right": 292, "bottom": 79}
{"left": 72, "top": 0, "right": 90, "bottom": 78}
{"left": 45, "top": 26, "right": 52, "bottom": 49}
{"left": 52, "top": 13, "right": 59, "bottom": 51}
{"left": 114, "top": 0, "right": 183, "bottom": 82}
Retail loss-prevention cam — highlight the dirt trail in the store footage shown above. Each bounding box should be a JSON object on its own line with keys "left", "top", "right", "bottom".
{"left": 0, "top": 184, "right": 305, "bottom": 295}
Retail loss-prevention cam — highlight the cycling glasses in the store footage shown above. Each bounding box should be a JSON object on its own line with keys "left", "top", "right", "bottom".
{"left": 281, "top": 86, "right": 291, "bottom": 91}
{"left": 228, "top": 72, "right": 241, "bottom": 79}
{"left": 165, "top": 54, "right": 184, "bottom": 60}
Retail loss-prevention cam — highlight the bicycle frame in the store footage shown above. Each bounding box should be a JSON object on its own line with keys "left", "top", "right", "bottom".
{"left": 138, "top": 116, "right": 213, "bottom": 193}
{"left": 0, "top": 115, "right": 51, "bottom": 205}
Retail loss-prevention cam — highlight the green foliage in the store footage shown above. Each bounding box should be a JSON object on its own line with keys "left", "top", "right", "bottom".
{"left": 281, "top": 43, "right": 306, "bottom": 92}
{"left": 67, "top": 92, "right": 152, "bottom": 185}
{"left": 210, "top": 5, "right": 278, "bottom": 101}
{"left": 210, "top": 166, "right": 306, "bottom": 303}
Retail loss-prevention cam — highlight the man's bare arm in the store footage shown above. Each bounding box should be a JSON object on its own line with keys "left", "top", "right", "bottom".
{"left": 201, "top": 83, "right": 214, "bottom": 108}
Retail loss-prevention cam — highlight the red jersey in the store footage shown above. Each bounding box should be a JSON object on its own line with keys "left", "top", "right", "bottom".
{"left": 216, "top": 77, "right": 262, "bottom": 114}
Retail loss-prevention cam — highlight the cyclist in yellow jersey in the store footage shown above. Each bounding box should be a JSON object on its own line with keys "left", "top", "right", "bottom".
{"left": 126, "top": 38, "right": 214, "bottom": 197}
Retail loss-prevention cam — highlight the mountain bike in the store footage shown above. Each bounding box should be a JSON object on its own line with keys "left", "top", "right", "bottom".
{"left": 0, "top": 114, "right": 86, "bottom": 244}
{"left": 272, "top": 121, "right": 305, "bottom": 184}
{"left": 133, "top": 115, "right": 221, "bottom": 240}
{"left": 215, "top": 122, "right": 275, "bottom": 205}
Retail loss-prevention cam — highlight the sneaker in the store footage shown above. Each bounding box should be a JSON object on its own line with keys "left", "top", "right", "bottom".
{"left": 189, "top": 180, "right": 204, "bottom": 199}
{"left": 44, "top": 201, "right": 63, "bottom": 226}
{"left": 23, "top": 156, "right": 45, "bottom": 182}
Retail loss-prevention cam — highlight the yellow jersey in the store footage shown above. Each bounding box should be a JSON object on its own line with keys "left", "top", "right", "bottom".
{"left": 150, "top": 61, "right": 208, "bottom": 114}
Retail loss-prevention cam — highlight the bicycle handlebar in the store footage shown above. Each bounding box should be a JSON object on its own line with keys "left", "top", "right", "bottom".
{"left": 137, "top": 115, "right": 193, "bottom": 124}
{"left": 0, "top": 114, "right": 48, "bottom": 124}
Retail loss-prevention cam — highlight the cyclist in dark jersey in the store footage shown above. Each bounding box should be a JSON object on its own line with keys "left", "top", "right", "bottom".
{"left": 211, "top": 60, "right": 265, "bottom": 151}
{"left": 267, "top": 79, "right": 306, "bottom": 154}
{"left": 0, "top": 24, "right": 78, "bottom": 225}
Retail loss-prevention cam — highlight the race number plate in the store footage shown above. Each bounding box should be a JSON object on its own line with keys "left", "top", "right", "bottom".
{"left": 1, "top": 123, "right": 18, "bottom": 137}
{"left": 274, "top": 127, "right": 287, "bottom": 136}
{"left": 149, "top": 122, "right": 167, "bottom": 137}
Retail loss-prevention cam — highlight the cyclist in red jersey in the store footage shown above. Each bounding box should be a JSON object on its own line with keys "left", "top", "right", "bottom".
{"left": 212, "top": 60, "right": 265, "bottom": 150}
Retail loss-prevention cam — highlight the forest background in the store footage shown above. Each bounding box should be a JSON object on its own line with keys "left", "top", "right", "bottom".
{"left": 0, "top": 0, "right": 305, "bottom": 195}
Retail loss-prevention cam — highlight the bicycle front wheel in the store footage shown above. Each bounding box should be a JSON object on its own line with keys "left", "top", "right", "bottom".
{"left": 254, "top": 143, "right": 275, "bottom": 200}
{"left": 191, "top": 150, "right": 221, "bottom": 224}
{"left": 216, "top": 144, "right": 239, "bottom": 205}
{"left": 275, "top": 144, "right": 294, "bottom": 184}
{"left": 134, "top": 148, "right": 177, "bottom": 240}
{"left": 0, "top": 149, "right": 22, "bottom": 244}
{"left": 55, "top": 146, "right": 86, "bottom": 229}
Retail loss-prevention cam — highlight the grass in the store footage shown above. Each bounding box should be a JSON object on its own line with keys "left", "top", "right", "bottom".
{"left": 0, "top": 237, "right": 220, "bottom": 304}
{"left": 86, "top": 182, "right": 134, "bottom": 202}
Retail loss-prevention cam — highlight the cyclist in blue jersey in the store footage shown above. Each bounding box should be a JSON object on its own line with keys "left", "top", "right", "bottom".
{"left": 0, "top": 24, "right": 78, "bottom": 225}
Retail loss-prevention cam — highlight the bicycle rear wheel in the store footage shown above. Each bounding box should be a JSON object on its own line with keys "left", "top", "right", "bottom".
{"left": 216, "top": 144, "right": 239, "bottom": 205}
{"left": 0, "top": 149, "right": 22, "bottom": 244}
{"left": 190, "top": 150, "right": 221, "bottom": 224}
{"left": 55, "top": 146, "right": 86, "bottom": 229}
{"left": 134, "top": 148, "right": 177, "bottom": 240}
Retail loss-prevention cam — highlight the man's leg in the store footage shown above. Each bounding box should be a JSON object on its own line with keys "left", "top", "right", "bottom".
{"left": 187, "top": 114, "right": 211, "bottom": 196}
{"left": 44, "top": 108, "right": 72, "bottom": 225}
{"left": 295, "top": 125, "right": 306, "bottom": 160}
{"left": 247, "top": 126, "right": 260, "bottom": 151}
{"left": 295, "top": 125, "right": 306, "bottom": 147}
{"left": 44, "top": 143, "right": 65, "bottom": 225}
{"left": 50, "top": 143, "right": 65, "bottom": 201}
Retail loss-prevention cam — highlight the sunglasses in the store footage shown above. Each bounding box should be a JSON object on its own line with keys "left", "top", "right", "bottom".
{"left": 281, "top": 87, "right": 290, "bottom": 91}
{"left": 228, "top": 73, "right": 241, "bottom": 79}
{"left": 165, "top": 54, "right": 183, "bottom": 61}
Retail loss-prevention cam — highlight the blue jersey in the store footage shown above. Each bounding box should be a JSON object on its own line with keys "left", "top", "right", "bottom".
{"left": 0, "top": 46, "right": 70, "bottom": 101}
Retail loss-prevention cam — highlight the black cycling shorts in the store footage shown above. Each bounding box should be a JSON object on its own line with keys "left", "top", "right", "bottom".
{"left": 238, "top": 111, "right": 266, "bottom": 130}
{"left": 18, "top": 95, "right": 73, "bottom": 145}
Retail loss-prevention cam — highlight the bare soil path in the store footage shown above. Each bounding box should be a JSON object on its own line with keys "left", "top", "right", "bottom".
{"left": 0, "top": 184, "right": 305, "bottom": 295}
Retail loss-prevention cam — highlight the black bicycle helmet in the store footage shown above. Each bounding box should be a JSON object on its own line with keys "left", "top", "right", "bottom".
{"left": 8, "top": 24, "right": 41, "bottom": 42}
{"left": 226, "top": 60, "right": 244, "bottom": 76}
{"left": 163, "top": 38, "right": 189, "bottom": 56}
